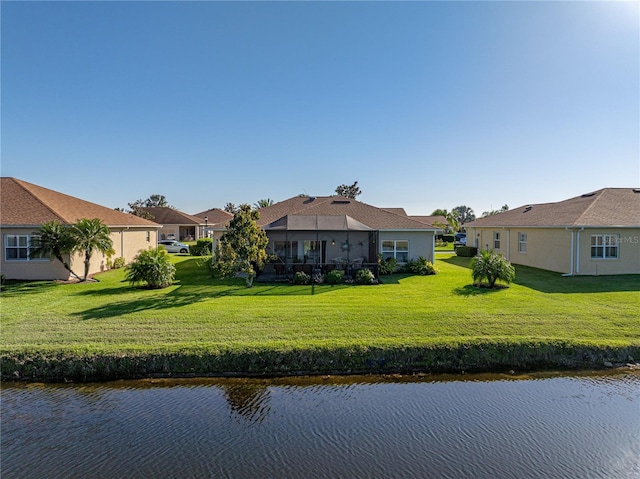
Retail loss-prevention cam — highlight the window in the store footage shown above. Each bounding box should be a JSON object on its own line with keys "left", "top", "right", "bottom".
{"left": 382, "top": 240, "right": 409, "bottom": 262}
{"left": 493, "top": 232, "right": 501, "bottom": 250}
{"left": 146, "top": 231, "right": 151, "bottom": 242}
{"left": 518, "top": 232, "right": 527, "bottom": 253}
{"left": 591, "top": 234, "right": 619, "bottom": 259}
{"left": 4, "top": 235, "right": 44, "bottom": 261}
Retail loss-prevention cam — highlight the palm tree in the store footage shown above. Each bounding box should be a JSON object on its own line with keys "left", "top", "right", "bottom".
{"left": 31, "top": 220, "right": 81, "bottom": 281}
{"left": 470, "top": 250, "right": 516, "bottom": 288}
{"left": 253, "top": 198, "right": 274, "bottom": 209}
{"left": 68, "top": 218, "right": 115, "bottom": 281}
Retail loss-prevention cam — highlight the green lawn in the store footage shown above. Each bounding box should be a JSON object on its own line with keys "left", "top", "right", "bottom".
{"left": 2, "top": 254, "right": 638, "bottom": 358}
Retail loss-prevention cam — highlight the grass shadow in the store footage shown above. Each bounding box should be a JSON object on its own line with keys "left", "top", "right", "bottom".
{"left": 0, "top": 280, "right": 60, "bottom": 297}
{"left": 452, "top": 284, "right": 505, "bottom": 296}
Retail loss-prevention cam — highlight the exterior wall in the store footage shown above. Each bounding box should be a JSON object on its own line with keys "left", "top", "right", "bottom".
{"left": 577, "top": 228, "right": 640, "bottom": 275}
{"left": 465, "top": 226, "right": 640, "bottom": 275}
{"left": 378, "top": 230, "right": 435, "bottom": 263}
{"left": 1, "top": 227, "right": 71, "bottom": 280}
{"left": 466, "top": 227, "right": 572, "bottom": 274}
{"left": 1, "top": 226, "right": 158, "bottom": 281}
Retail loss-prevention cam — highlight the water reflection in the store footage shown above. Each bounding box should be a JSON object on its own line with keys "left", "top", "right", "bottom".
{"left": 2, "top": 371, "right": 639, "bottom": 479}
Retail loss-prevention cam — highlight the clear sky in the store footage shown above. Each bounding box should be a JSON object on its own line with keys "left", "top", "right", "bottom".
{"left": 2, "top": 1, "right": 638, "bottom": 216}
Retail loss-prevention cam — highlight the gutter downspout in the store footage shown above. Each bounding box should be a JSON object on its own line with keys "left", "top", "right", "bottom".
{"left": 575, "top": 227, "right": 584, "bottom": 275}
{"left": 562, "top": 228, "right": 575, "bottom": 276}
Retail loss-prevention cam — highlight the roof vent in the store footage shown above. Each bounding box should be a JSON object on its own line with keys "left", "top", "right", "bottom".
{"left": 633, "top": 188, "right": 640, "bottom": 194}
{"left": 523, "top": 205, "right": 533, "bottom": 212}
{"left": 332, "top": 200, "right": 351, "bottom": 204}
{"left": 581, "top": 192, "right": 596, "bottom": 198}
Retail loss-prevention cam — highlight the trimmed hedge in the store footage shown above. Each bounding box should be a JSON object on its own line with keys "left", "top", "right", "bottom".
{"left": 455, "top": 246, "right": 478, "bottom": 257}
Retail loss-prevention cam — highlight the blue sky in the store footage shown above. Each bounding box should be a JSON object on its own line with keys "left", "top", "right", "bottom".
{"left": 2, "top": 1, "right": 638, "bottom": 216}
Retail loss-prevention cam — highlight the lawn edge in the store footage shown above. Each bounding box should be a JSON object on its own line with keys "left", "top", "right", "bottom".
{"left": 2, "top": 341, "right": 639, "bottom": 383}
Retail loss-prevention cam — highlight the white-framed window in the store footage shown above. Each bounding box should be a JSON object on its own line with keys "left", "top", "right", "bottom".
{"left": 591, "top": 234, "right": 619, "bottom": 259}
{"left": 493, "top": 232, "right": 501, "bottom": 250}
{"left": 382, "top": 240, "right": 409, "bottom": 262}
{"left": 518, "top": 232, "right": 527, "bottom": 253}
{"left": 4, "top": 235, "right": 44, "bottom": 261}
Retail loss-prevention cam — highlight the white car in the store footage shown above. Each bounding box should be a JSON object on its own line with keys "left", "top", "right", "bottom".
{"left": 158, "top": 240, "right": 190, "bottom": 254}
{"left": 454, "top": 233, "right": 467, "bottom": 247}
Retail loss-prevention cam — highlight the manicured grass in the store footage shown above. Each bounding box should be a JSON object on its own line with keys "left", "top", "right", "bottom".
{"left": 2, "top": 254, "right": 638, "bottom": 360}
{"left": 435, "top": 242, "right": 455, "bottom": 252}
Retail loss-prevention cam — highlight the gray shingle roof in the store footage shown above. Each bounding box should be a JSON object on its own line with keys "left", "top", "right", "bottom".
{"left": 465, "top": 188, "right": 640, "bottom": 228}
{"left": 256, "top": 196, "right": 436, "bottom": 230}
{"left": 1, "top": 177, "right": 160, "bottom": 227}
{"left": 141, "top": 207, "right": 205, "bottom": 225}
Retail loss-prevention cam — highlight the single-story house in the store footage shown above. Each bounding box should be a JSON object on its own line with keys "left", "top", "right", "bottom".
{"left": 255, "top": 195, "right": 439, "bottom": 274}
{"left": 464, "top": 188, "right": 640, "bottom": 275}
{"left": 192, "top": 208, "right": 234, "bottom": 239}
{"left": 1, "top": 177, "right": 161, "bottom": 280}
{"left": 141, "top": 207, "right": 207, "bottom": 242}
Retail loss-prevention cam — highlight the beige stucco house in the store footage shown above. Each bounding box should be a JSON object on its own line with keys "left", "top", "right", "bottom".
{"left": 254, "top": 195, "right": 438, "bottom": 275}
{"left": 141, "top": 207, "right": 207, "bottom": 242}
{"left": 464, "top": 188, "right": 640, "bottom": 275}
{"left": 1, "top": 178, "right": 161, "bottom": 280}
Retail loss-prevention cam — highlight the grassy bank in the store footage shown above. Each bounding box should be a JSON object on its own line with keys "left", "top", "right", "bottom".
{"left": 2, "top": 254, "right": 638, "bottom": 381}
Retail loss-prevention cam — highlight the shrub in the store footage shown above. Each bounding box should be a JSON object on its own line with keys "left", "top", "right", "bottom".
{"left": 355, "top": 268, "right": 376, "bottom": 285}
{"left": 0, "top": 273, "right": 5, "bottom": 286}
{"left": 455, "top": 246, "right": 478, "bottom": 257}
{"left": 378, "top": 255, "right": 397, "bottom": 275}
{"left": 470, "top": 250, "right": 516, "bottom": 288}
{"left": 112, "top": 257, "right": 126, "bottom": 269}
{"left": 326, "top": 269, "right": 345, "bottom": 284}
{"left": 189, "top": 238, "right": 213, "bottom": 256}
{"left": 293, "top": 271, "right": 310, "bottom": 285}
{"left": 125, "top": 248, "right": 176, "bottom": 289}
{"left": 408, "top": 256, "right": 438, "bottom": 275}
{"left": 442, "top": 234, "right": 455, "bottom": 243}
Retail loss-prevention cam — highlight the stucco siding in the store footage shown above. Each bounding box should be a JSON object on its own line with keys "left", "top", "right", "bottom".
{"left": 577, "top": 228, "right": 640, "bottom": 275}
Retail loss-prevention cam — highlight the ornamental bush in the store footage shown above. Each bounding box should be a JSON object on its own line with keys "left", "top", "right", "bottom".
{"left": 293, "top": 271, "right": 310, "bottom": 285}
{"left": 408, "top": 256, "right": 438, "bottom": 275}
{"left": 326, "top": 269, "right": 345, "bottom": 284}
{"left": 455, "top": 246, "right": 478, "bottom": 257}
{"left": 378, "top": 255, "right": 397, "bottom": 275}
{"left": 125, "top": 248, "right": 176, "bottom": 289}
{"left": 190, "top": 237, "right": 213, "bottom": 256}
{"left": 355, "top": 268, "right": 376, "bottom": 285}
{"left": 112, "top": 257, "right": 126, "bottom": 269}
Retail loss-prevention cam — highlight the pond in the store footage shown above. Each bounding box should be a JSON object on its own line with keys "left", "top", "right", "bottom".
{"left": 2, "top": 371, "right": 639, "bottom": 478}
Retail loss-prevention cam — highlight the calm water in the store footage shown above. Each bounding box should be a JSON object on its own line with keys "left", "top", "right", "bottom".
{"left": 2, "top": 372, "right": 639, "bottom": 479}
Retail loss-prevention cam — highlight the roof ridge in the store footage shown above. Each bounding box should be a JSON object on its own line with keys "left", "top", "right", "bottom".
{"left": 13, "top": 178, "right": 68, "bottom": 223}
{"left": 572, "top": 188, "right": 604, "bottom": 226}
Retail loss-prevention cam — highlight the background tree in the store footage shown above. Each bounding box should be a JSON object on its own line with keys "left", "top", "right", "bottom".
{"left": 31, "top": 220, "right": 81, "bottom": 281}
{"left": 254, "top": 198, "right": 274, "bottom": 209}
{"left": 481, "top": 204, "right": 509, "bottom": 218}
{"left": 224, "top": 202, "right": 238, "bottom": 214}
{"left": 121, "top": 195, "right": 173, "bottom": 220}
{"left": 68, "top": 218, "right": 115, "bottom": 281}
{"left": 212, "top": 204, "right": 268, "bottom": 287}
{"left": 145, "top": 194, "right": 170, "bottom": 207}
{"left": 452, "top": 205, "right": 476, "bottom": 224}
{"left": 335, "top": 181, "right": 362, "bottom": 199}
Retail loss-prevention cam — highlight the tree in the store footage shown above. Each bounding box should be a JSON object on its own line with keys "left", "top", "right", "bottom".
{"left": 212, "top": 204, "right": 268, "bottom": 287}
{"left": 31, "top": 220, "right": 81, "bottom": 281}
{"left": 254, "top": 198, "right": 274, "bottom": 209}
{"left": 125, "top": 248, "right": 176, "bottom": 289}
{"left": 145, "top": 194, "right": 170, "bottom": 207}
{"left": 452, "top": 205, "right": 476, "bottom": 224}
{"left": 68, "top": 218, "right": 115, "bottom": 281}
{"left": 481, "top": 204, "right": 510, "bottom": 218}
{"left": 122, "top": 195, "right": 173, "bottom": 219}
{"left": 224, "top": 202, "right": 238, "bottom": 214}
{"left": 470, "top": 250, "right": 516, "bottom": 288}
{"left": 335, "top": 181, "right": 361, "bottom": 199}
{"left": 431, "top": 209, "right": 449, "bottom": 217}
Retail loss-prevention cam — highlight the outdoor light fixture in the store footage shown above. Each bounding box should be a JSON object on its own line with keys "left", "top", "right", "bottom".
{"left": 331, "top": 239, "right": 335, "bottom": 246}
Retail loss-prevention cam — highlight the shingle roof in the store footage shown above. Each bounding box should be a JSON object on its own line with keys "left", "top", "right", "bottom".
{"left": 192, "top": 208, "right": 234, "bottom": 226}
{"left": 256, "top": 196, "right": 436, "bottom": 230}
{"left": 0, "top": 177, "right": 160, "bottom": 227}
{"left": 410, "top": 215, "right": 448, "bottom": 227}
{"left": 141, "top": 207, "right": 205, "bottom": 225}
{"left": 465, "top": 188, "right": 640, "bottom": 228}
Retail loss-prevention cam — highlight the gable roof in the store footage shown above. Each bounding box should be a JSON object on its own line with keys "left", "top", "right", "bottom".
{"left": 465, "top": 188, "right": 640, "bottom": 228}
{"left": 410, "top": 215, "right": 448, "bottom": 227}
{"left": 141, "top": 207, "right": 205, "bottom": 225}
{"left": 192, "top": 208, "right": 234, "bottom": 226}
{"left": 0, "top": 177, "right": 160, "bottom": 228}
{"left": 256, "top": 196, "right": 436, "bottom": 230}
